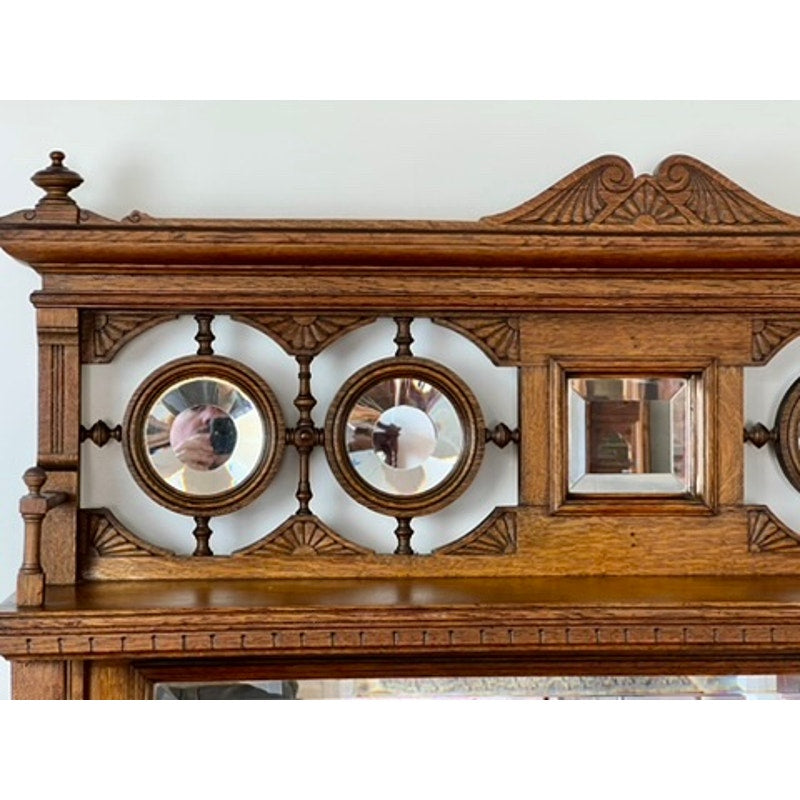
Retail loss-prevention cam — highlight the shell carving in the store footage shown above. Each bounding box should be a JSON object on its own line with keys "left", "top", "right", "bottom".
{"left": 747, "top": 507, "right": 800, "bottom": 552}
{"left": 234, "top": 515, "right": 373, "bottom": 557}
{"left": 432, "top": 317, "right": 520, "bottom": 365}
{"left": 751, "top": 320, "right": 800, "bottom": 363}
{"left": 232, "top": 314, "right": 376, "bottom": 356}
{"left": 84, "top": 509, "right": 173, "bottom": 557}
{"left": 434, "top": 508, "right": 517, "bottom": 556}
{"left": 84, "top": 312, "right": 178, "bottom": 363}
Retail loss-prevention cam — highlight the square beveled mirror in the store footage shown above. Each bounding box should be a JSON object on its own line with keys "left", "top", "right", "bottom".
{"left": 567, "top": 376, "right": 698, "bottom": 496}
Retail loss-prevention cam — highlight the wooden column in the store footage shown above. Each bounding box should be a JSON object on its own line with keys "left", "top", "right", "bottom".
{"left": 36, "top": 307, "right": 80, "bottom": 585}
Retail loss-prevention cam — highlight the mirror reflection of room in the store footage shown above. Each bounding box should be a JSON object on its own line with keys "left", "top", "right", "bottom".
{"left": 346, "top": 377, "right": 464, "bottom": 496}
{"left": 568, "top": 376, "right": 694, "bottom": 494}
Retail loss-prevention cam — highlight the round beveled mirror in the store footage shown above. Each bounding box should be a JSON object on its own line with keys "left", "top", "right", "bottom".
{"left": 774, "top": 376, "right": 800, "bottom": 493}
{"left": 123, "top": 356, "right": 285, "bottom": 515}
{"left": 325, "top": 357, "right": 485, "bottom": 516}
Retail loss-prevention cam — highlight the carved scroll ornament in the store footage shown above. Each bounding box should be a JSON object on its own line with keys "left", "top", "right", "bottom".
{"left": 482, "top": 154, "right": 797, "bottom": 229}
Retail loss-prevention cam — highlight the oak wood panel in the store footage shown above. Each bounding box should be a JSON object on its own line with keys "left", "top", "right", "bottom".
{"left": 522, "top": 313, "right": 751, "bottom": 366}
{"left": 37, "top": 308, "right": 80, "bottom": 469}
{"left": 40, "top": 471, "right": 78, "bottom": 585}
{"left": 86, "top": 660, "right": 149, "bottom": 700}
{"left": 519, "top": 364, "right": 547, "bottom": 507}
{"left": 718, "top": 367, "right": 744, "bottom": 505}
{"left": 11, "top": 660, "right": 67, "bottom": 699}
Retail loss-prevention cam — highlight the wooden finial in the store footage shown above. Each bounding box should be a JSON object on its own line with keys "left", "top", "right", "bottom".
{"left": 30, "top": 151, "right": 84, "bottom": 222}
{"left": 22, "top": 466, "right": 47, "bottom": 496}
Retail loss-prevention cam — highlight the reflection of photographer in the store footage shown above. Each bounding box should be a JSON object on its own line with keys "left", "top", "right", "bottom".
{"left": 170, "top": 405, "right": 237, "bottom": 471}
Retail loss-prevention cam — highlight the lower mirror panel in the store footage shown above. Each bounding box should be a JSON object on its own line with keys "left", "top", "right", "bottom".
{"left": 154, "top": 674, "right": 790, "bottom": 700}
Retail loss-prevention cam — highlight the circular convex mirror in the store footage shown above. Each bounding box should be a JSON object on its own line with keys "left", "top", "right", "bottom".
{"left": 123, "top": 356, "right": 285, "bottom": 515}
{"left": 774, "top": 375, "right": 800, "bottom": 494}
{"left": 325, "top": 357, "right": 485, "bottom": 516}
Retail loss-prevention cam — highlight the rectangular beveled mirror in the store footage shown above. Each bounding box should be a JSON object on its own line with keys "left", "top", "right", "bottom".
{"left": 568, "top": 376, "right": 697, "bottom": 495}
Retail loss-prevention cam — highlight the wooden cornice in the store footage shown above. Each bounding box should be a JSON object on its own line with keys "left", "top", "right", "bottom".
{"left": 4, "top": 153, "right": 800, "bottom": 277}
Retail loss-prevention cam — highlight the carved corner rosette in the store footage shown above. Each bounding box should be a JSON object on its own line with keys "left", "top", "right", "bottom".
{"left": 233, "top": 515, "right": 374, "bottom": 557}
{"left": 481, "top": 154, "right": 798, "bottom": 230}
{"left": 432, "top": 316, "right": 520, "bottom": 366}
{"left": 747, "top": 506, "right": 800, "bottom": 553}
{"left": 81, "top": 508, "right": 175, "bottom": 559}
{"left": 231, "top": 314, "right": 377, "bottom": 356}
{"left": 81, "top": 311, "right": 180, "bottom": 363}
{"left": 434, "top": 507, "right": 517, "bottom": 556}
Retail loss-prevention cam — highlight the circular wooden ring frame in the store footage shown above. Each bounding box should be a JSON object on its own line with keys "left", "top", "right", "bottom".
{"left": 325, "top": 356, "right": 485, "bottom": 517}
{"left": 122, "top": 355, "right": 285, "bottom": 516}
{"left": 775, "top": 375, "right": 800, "bottom": 493}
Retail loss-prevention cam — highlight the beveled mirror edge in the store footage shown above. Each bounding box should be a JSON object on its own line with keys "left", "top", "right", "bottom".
{"left": 549, "top": 358, "right": 717, "bottom": 515}
{"left": 122, "top": 355, "right": 286, "bottom": 516}
{"left": 324, "top": 356, "right": 486, "bottom": 518}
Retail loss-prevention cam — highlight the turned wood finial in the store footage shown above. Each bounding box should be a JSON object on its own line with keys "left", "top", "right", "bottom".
{"left": 31, "top": 150, "right": 84, "bottom": 208}
{"left": 22, "top": 466, "right": 47, "bottom": 496}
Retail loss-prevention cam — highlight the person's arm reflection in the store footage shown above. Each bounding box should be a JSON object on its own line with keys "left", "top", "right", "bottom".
{"left": 170, "top": 405, "right": 230, "bottom": 470}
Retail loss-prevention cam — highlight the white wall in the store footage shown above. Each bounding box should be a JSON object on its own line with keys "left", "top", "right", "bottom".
{"left": 2, "top": 101, "right": 800, "bottom": 700}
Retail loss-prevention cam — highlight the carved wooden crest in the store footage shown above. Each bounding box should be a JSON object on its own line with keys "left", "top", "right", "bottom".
{"left": 482, "top": 154, "right": 797, "bottom": 229}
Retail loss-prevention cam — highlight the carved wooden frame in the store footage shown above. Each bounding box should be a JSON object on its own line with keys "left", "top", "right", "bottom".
{"left": 324, "top": 356, "right": 486, "bottom": 518}
{"left": 549, "top": 358, "right": 716, "bottom": 515}
{"left": 122, "top": 355, "right": 286, "bottom": 516}
{"left": 11, "top": 150, "right": 800, "bottom": 697}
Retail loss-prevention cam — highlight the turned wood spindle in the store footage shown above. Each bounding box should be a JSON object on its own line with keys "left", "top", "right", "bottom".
{"left": 393, "top": 317, "right": 414, "bottom": 357}
{"left": 743, "top": 422, "right": 776, "bottom": 448}
{"left": 80, "top": 420, "right": 122, "bottom": 447}
{"left": 289, "top": 355, "right": 324, "bottom": 514}
{"left": 192, "top": 516, "right": 213, "bottom": 557}
{"left": 194, "top": 313, "right": 215, "bottom": 355}
{"left": 394, "top": 517, "right": 415, "bottom": 555}
{"left": 485, "top": 422, "right": 521, "bottom": 448}
{"left": 17, "top": 466, "right": 69, "bottom": 607}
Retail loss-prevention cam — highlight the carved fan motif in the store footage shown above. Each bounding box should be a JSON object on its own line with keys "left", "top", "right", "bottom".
{"left": 604, "top": 183, "right": 689, "bottom": 225}
{"left": 83, "top": 312, "right": 178, "bottom": 363}
{"left": 83, "top": 509, "right": 174, "bottom": 557}
{"left": 483, "top": 154, "right": 796, "bottom": 229}
{"left": 434, "top": 508, "right": 517, "bottom": 556}
{"left": 751, "top": 320, "right": 800, "bottom": 363}
{"left": 234, "top": 515, "right": 374, "bottom": 557}
{"left": 232, "top": 314, "right": 376, "bottom": 356}
{"left": 432, "top": 317, "right": 520, "bottom": 365}
{"left": 747, "top": 507, "right": 800, "bottom": 552}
